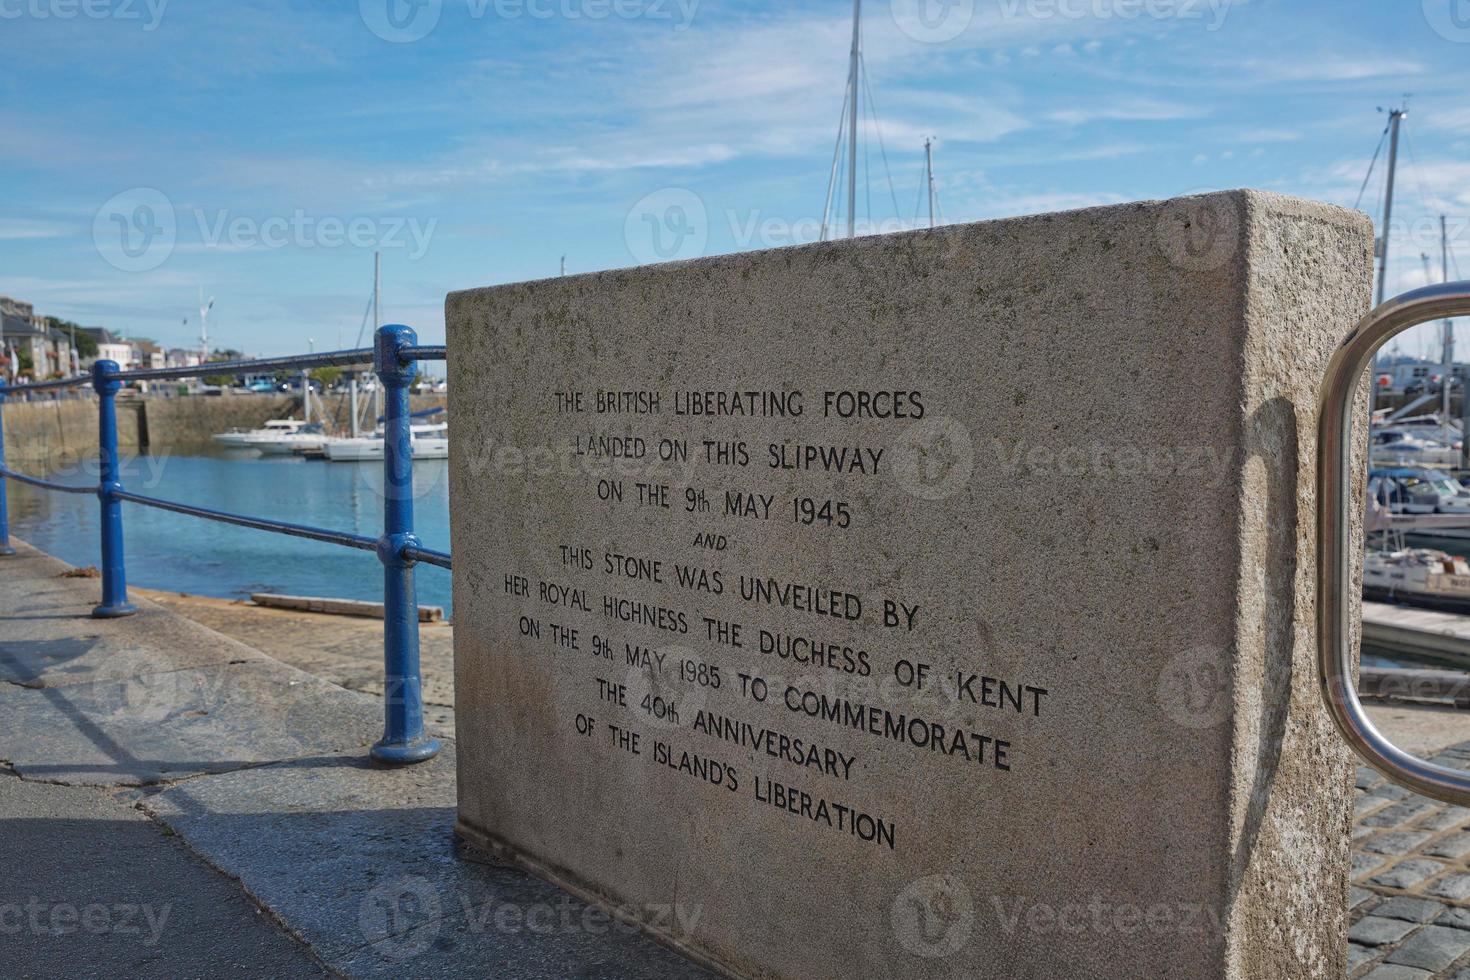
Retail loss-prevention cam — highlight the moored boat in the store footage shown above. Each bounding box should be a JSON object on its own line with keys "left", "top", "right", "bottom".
{"left": 212, "top": 418, "right": 310, "bottom": 447}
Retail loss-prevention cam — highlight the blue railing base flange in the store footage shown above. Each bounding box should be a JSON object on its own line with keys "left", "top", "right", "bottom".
{"left": 92, "top": 602, "right": 139, "bottom": 619}
{"left": 370, "top": 736, "right": 442, "bottom": 766}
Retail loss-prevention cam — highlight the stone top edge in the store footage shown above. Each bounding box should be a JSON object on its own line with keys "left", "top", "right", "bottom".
{"left": 445, "top": 189, "right": 1370, "bottom": 304}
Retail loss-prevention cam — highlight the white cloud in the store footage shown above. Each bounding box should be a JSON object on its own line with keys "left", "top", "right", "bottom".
{"left": 0, "top": 220, "right": 68, "bottom": 241}
{"left": 1044, "top": 99, "right": 1204, "bottom": 126}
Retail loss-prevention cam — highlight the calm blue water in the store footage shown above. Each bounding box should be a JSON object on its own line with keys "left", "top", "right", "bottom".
{"left": 6, "top": 448, "right": 453, "bottom": 614}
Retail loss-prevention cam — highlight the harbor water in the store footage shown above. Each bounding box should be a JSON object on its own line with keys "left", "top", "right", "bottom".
{"left": 5, "top": 447, "right": 454, "bottom": 614}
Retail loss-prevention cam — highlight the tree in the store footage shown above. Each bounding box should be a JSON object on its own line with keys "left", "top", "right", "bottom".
{"left": 43, "top": 317, "right": 97, "bottom": 359}
{"left": 203, "top": 350, "right": 243, "bottom": 388}
{"left": 310, "top": 366, "right": 342, "bottom": 388}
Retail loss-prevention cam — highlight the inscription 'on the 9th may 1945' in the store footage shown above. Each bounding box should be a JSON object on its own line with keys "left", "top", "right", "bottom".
{"left": 495, "top": 386, "right": 1054, "bottom": 854}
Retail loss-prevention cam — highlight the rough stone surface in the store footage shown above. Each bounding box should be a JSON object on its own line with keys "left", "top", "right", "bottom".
{"left": 446, "top": 191, "right": 1373, "bottom": 979}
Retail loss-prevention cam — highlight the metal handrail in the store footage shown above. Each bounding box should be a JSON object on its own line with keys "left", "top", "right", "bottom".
{"left": 113, "top": 490, "right": 381, "bottom": 553}
{"left": 402, "top": 544, "right": 452, "bottom": 569}
{"left": 3, "top": 375, "right": 93, "bottom": 394}
{"left": 0, "top": 325, "right": 447, "bottom": 766}
{"left": 2, "top": 346, "right": 381, "bottom": 394}
{"left": 0, "top": 465, "right": 96, "bottom": 495}
{"left": 1318, "top": 280, "right": 1470, "bottom": 805}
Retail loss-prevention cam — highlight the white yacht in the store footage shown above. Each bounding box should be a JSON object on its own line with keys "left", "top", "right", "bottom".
{"left": 245, "top": 422, "right": 330, "bottom": 455}
{"left": 1364, "top": 547, "right": 1470, "bottom": 613}
{"left": 213, "top": 418, "right": 310, "bottom": 447}
{"left": 322, "top": 422, "right": 448, "bottom": 462}
{"left": 1370, "top": 428, "right": 1462, "bottom": 468}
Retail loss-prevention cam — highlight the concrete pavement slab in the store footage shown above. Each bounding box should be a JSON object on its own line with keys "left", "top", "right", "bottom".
{"left": 0, "top": 769, "right": 326, "bottom": 979}
{"left": 139, "top": 745, "right": 710, "bottom": 978}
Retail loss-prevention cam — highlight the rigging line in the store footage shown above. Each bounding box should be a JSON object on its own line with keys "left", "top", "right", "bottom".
{"left": 1352, "top": 120, "right": 1390, "bottom": 212}
{"left": 820, "top": 81, "right": 851, "bottom": 242}
{"left": 1401, "top": 120, "right": 1440, "bottom": 218}
{"left": 859, "top": 51, "right": 902, "bottom": 224}
{"left": 858, "top": 95, "right": 870, "bottom": 226}
{"left": 352, "top": 291, "right": 374, "bottom": 349}
{"left": 829, "top": 125, "right": 849, "bottom": 242}
{"left": 913, "top": 158, "right": 927, "bottom": 223}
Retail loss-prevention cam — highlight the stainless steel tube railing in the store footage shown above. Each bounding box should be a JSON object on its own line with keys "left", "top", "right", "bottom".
{"left": 1319, "top": 280, "right": 1470, "bottom": 804}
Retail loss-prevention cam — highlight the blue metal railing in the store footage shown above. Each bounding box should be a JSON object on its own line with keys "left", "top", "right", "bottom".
{"left": 0, "top": 324, "right": 447, "bottom": 766}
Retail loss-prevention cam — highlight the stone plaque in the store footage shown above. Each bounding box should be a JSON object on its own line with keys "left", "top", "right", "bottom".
{"left": 447, "top": 191, "right": 1371, "bottom": 979}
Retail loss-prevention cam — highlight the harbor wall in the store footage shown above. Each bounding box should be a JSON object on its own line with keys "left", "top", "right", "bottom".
{"left": 2, "top": 391, "right": 450, "bottom": 470}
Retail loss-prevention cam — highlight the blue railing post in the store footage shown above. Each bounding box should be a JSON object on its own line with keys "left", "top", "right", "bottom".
{"left": 370, "top": 325, "right": 440, "bottom": 765}
{"left": 91, "top": 360, "right": 136, "bottom": 618}
{"left": 0, "top": 378, "right": 14, "bottom": 557}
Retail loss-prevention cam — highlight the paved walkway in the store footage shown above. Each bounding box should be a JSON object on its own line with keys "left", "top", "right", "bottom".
{"left": 0, "top": 540, "right": 707, "bottom": 979}
{"left": 10, "top": 537, "right": 1470, "bottom": 977}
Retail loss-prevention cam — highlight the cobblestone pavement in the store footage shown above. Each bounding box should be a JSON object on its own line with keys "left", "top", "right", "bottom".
{"left": 1354, "top": 747, "right": 1470, "bottom": 978}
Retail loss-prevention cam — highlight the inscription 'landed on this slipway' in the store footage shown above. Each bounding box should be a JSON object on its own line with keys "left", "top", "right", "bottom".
{"left": 497, "top": 385, "right": 1054, "bottom": 855}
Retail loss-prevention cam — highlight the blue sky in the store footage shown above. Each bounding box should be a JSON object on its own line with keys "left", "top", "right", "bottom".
{"left": 3, "top": 0, "right": 1469, "bottom": 361}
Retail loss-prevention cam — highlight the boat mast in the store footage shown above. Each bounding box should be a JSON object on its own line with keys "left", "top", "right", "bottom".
{"left": 1442, "top": 215, "right": 1454, "bottom": 424}
{"left": 1376, "top": 105, "right": 1406, "bottom": 307}
{"left": 846, "top": 0, "right": 861, "bottom": 239}
{"left": 924, "top": 138, "right": 936, "bottom": 229}
{"left": 373, "top": 251, "right": 383, "bottom": 427}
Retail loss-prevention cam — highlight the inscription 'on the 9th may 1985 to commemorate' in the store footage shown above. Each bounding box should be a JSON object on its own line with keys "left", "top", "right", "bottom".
{"left": 449, "top": 193, "right": 1372, "bottom": 980}
{"left": 510, "top": 385, "right": 1051, "bottom": 854}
